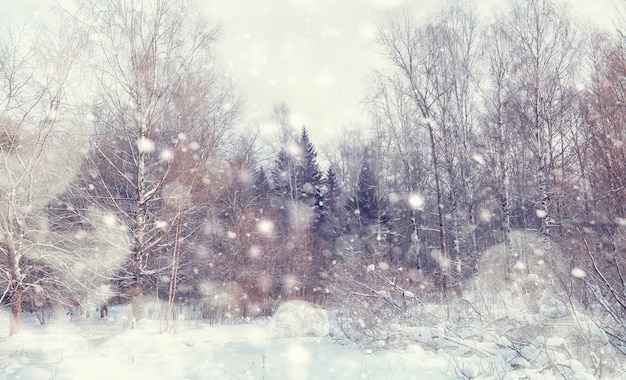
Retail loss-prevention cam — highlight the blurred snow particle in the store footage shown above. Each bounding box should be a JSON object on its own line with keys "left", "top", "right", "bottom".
{"left": 478, "top": 208, "right": 492, "bottom": 223}
{"left": 257, "top": 219, "right": 274, "bottom": 236}
{"left": 535, "top": 209, "right": 547, "bottom": 218}
{"left": 367, "top": 264, "right": 375, "bottom": 272}
{"left": 616, "top": 217, "right": 626, "bottom": 227}
{"left": 286, "top": 141, "right": 303, "bottom": 157}
{"left": 472, "top": 154, "right": 485, "bottom": 165}
{"left": 102, "top": 213, "right": 117, "bottom": 226}
{"left": 378, "top": 261, "right": 390, "bottom": 271}
{"left": 408, "top": 192, "right": 424, "bottom": 210}
{"left": 248, "top": 245, "right": 261, "bottom": 259}
{"left": 137, "top": 137, "right": 155, "bottom": 153}
{"left": 286, "top": 343, "right": 311, "bottom": 365}
{"left": 514, "top": 261, "right": 527, "bottom": 271}
{"left": 227, "top": 231, "right": 237, "bottom": 239}
{"left": 388, "top": 192, "right": 401, "bottom": 204}
{"left": 301, "top": 182, "right": 314, "bottom": 194}
{"left": 283, "top": 275, "right": 300, "bottom": 291}
{"left": 160, "top": 149, "right": 174, "bottom": 161}
{"left": 188, "top": 141, "right": 200, "bottom": 151}
{"left": 430, "top": 250, "right": 449, "bottom": 270}
{"left": 155, "top": 220, "right": 167, "bottom": 230}
{"left": 571, "top": 267, "right": 586, "bottom": 278}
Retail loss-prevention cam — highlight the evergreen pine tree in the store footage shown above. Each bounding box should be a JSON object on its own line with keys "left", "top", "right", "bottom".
{"left": 271, "top": 147, "right": 298, "bottom": 201}
{"left": 297, "top": 127, "right": 324, "bottom": 225}
{"left": 270, "top": 127, "right": 324, "bottom": 227}
{"left": 319, "top": 166, "right": 342, "bottom": 244}
{"left": 253, "top": 166, "right": 271, "bottom": 205}
{"left": 269, "top": 126, "right": 327, "bottom": 299}
{"left": 322, "top": 166, "right": 339, "bottom": 212}
{"left": 347, "top": 154, "right": 387, "bottom": 227}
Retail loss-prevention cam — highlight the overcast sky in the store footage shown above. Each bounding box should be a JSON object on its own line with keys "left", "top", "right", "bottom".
{"left": 206, "top": 0, "right": 615, "bottom": 145}
{"left": 0, "top": 0, "right": 617, "bottom": 145}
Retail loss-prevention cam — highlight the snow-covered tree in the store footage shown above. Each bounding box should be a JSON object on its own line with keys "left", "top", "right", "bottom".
{"left": 0, "top": 18, "right": 86, "bottom": 335}
{"left": 72, "top": 0, "right": 239, "bottom": 323}
{"left": 270, "top": 122, "right": 326, "bottom": 299}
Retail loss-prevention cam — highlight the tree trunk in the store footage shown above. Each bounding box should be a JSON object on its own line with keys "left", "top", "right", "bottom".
{"left": 426, "top": 120, "right": 450, "bottom": 297}
{"left": 9, "top": 285, "right": 22, "bottom": 336}
{"left": 130, "top": 282, "right": 145, "bottom": 325}
{"left": 410, "top": 210, "right": 422, "bottom": 271}
{"left": 164, "top": 217, "right": 183, "bottom": 332}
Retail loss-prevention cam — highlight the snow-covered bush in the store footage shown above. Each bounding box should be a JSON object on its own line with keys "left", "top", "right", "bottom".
{"left": 327, "top": 230, "right": 626, "bottom": 378}
{"left": 198, "top": 281, "right": 248, "bottom": 323}
{"left": 326, "top": 252, "right": 426, "bottom": 347}
{"left": 477, "top": 231, "right": 568, "bottom": 286}
{"left": 271, "top": 300, "right": 329, "bottom": 338}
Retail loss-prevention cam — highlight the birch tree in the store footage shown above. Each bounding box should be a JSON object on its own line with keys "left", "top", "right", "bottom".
{"left": 0, "top": 19, "right": 86, "bottom": 335}
{"left": 74, "top": 0, "right": 239, "bottom": 323}
{"left": 480, "top": 18, "right": 519, "bottom": 278}
{"left": 372, "top": 2, "right": 480, "bottom": 296}
{"left": 502, "top": 0, "right": 582, "bottom": 237}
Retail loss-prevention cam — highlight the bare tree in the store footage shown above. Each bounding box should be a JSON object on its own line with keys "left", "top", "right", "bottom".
{"left": 0, "top": 18, "right": 86, "bottom": 335}
{"left": 479, "top": 16, "right": 519, "bottom": 279}
{"left": 576, "top": 27, "right": 626, "bottom": 347}
{"left": 502, "top": 0, "right": 582, "bottom": 238}
{"left": 73, "top": 0, "right": 239, "bottom": 323}
{"left": 371, "top": 3, "right": 481, "bottom": 296}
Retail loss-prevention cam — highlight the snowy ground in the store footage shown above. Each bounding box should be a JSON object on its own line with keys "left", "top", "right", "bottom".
{"left": 0, "top": 305, "right": 452, "bottom": 380}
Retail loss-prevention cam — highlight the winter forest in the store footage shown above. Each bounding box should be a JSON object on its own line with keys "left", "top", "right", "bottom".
{"left": 1, "top": 0, "right": 626, "bottom": 378}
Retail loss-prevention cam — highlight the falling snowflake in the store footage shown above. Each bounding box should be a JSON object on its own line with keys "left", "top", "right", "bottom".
{"left": 102, "top": 213, "right": 117, "bottom": 227}
{"left": 160, "top": 149, "right": 174, "bottom": 161}
{"left": 257, "top": 219, "right": 274, "bottom": 236}
{"left": 408, "top": 192, "right": 425, "bottom": 210}
{"left": 137, "top": 137, "right": 155, "bottom": 153}
{"left": 472, "top": 154, "right": 485, "bottom": 165}
{"left": 571, "top": 267, "right": 586, "bottom": 278}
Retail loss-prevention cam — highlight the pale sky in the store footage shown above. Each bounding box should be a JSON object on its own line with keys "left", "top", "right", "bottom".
{"left": 0, "top": 0, "right": 617, "bottom": 145}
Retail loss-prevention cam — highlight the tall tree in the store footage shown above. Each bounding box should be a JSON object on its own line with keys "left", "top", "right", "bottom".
{"left": 271, "top": 126, "right": 323, "bottom": 231}
{"left": 480, "top": 17, "right": 518, "bottom": 279}
{"left": 270, "top": 122, "right": 325, "bottom": 299}
{"left": 0, "top": 18, "right": 86, "bottom": 335}
{"left": 503, "top": 0, "right": 582, "bottom": 238}
{"left": 577, "top": 31, "right": 626, "bottom": 332}
{"left": 346, "top": 150, "right": 386, "bottom": 230}
{"left": 372, "top": 3, "right": 482, "bottom": 295}
{"left": 319, "top": 166, "right": 341, "bottom": 242}
{"left": 74, "top": 0, "right": 239, "bottom": 322}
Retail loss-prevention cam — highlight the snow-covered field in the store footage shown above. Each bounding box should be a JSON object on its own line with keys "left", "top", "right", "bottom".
{"left": 0, "top": 304, "right": 451, "bottom": 380}
{"left": 1, "top": 294, "right": 624, "bottom": 380}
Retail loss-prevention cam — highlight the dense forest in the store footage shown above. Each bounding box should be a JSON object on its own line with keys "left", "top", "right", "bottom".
{"left": 0, "top": 1, "right": 624, "bottom": 371}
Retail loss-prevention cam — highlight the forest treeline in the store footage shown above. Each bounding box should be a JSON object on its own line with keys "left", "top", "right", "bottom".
{"left": 0, "top": 0, "right": 625, "bottom": 343}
